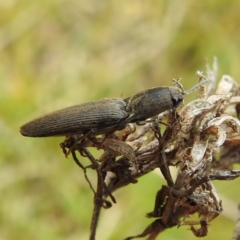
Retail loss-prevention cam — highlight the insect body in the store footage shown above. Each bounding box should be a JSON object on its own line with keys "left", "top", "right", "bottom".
{"left": 20, "top": 99, "right": 128, "bottom": 137}
{"left": 20, "top": 80, "right": 208, "bottom": 137}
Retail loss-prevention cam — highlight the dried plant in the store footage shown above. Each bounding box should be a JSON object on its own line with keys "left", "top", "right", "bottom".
{"left": 60, "top": 60, "right": 240, "bottom": 240}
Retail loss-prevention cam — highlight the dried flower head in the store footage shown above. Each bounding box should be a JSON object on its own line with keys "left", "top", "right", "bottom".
{"left": 61, "top": 60, "right": 240, "bottom": 240}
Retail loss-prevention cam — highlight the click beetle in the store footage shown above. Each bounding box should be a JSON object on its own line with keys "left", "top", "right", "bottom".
{"left": 20, "top": 79, "right": 208, "bottom": 137}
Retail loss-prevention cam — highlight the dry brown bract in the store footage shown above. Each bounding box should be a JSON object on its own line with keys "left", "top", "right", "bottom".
{"left": 61, "top": 62, "right": 240, "bottom": 240}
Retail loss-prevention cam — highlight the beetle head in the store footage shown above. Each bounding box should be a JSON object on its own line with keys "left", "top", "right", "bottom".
{"left": 169, "top": 87, "right": 184, "bottom": 108}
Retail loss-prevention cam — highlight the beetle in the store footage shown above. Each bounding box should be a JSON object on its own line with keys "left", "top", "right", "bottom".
{"left": 20, "top": 80, "right": 208, "bottom": 137}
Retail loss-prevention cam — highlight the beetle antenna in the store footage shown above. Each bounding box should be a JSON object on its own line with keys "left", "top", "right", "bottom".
{"left": 184, "top": 79, "right": 209, "bottom": 95}
{"left": 172, "top": 78, "right": 184, "bottom": 93}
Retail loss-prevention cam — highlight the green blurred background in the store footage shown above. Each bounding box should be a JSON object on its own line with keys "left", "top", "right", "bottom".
{"left": 1, "top": 1, "right": 240, "bottom": 239}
